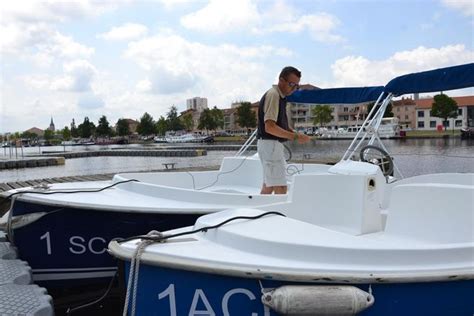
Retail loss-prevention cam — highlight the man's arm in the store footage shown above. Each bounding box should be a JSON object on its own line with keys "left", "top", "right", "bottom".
{"left": 265, "top": 120, "right": 311, "bottom": 143}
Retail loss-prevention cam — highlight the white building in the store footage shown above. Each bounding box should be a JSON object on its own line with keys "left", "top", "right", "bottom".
{"left": 186, "top": 97, "right": 208, "bottom": 112}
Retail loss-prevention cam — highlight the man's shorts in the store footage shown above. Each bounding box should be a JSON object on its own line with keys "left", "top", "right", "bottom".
{"left": 257, "top": 139, "right": 287, "bottom": 186}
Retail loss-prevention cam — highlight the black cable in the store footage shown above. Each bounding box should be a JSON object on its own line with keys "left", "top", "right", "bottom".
{"left": 65, "top": 270, "right": 119, "bottom": 315}
{"left": 118, "top": 211, "right": 286, "bottom": 244}
{"left": 187, "top": 155, "right": 250, "bottom": 191}
{"left": 0, "top": 179, "right": 140, "bottom": 208}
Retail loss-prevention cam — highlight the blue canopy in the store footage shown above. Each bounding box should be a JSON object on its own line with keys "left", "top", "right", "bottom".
{"left": 287, "top": 86, "right": 384, "bottom": 104}
{"left": 384, "top": 63, "right": 474, "bottom": 96}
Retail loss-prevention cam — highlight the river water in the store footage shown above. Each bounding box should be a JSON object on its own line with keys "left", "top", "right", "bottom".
{"left": 1, "top": 138, "right": 473, "bottom": 183}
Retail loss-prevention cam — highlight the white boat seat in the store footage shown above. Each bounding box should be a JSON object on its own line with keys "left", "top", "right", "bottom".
{"left": 385, "top": 183, "right": 474, "bottom": 244}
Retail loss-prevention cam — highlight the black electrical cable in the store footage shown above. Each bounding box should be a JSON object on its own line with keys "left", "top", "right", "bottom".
{"left": 0, "top": 179, "right": 140, "bottom": 208}
{"left": 118, "top": 211, "right": 286, "bottom": 244}
{"left": 65, "top": 270, "right": 119, "bottom": 315}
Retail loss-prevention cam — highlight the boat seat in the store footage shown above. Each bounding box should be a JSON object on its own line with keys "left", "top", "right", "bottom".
{"left": 385, "top": 183, "right": 474, "bottom": 244}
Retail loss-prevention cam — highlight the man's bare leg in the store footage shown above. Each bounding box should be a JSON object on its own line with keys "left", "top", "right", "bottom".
{"left": 274, "top": 185, "right": 287, "bottom": 194}
{"left": 260, "top": 183, "right": 274, "bottom": 194}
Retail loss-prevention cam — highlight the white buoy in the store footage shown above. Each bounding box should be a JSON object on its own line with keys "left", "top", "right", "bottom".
{"left": 262, "top": 285, "right": 374, "bottom": 315}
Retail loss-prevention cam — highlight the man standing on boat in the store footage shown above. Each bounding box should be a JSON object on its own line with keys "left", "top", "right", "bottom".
{"left": 257, "top": 66, "right": 311, "bottom": 194}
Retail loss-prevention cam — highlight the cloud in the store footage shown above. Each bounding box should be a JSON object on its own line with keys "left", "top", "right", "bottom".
{"left": 77, "top": 93, "right": 105, "bottom": 109}
{"left": 180, "top": 0, "right": 260, "bottom": 33}
{"left": 53, "top": 60, "right": 98, "bottom": 92}
{"left": 97, "top": 23, "right": 148, "bottom": 41}
{"left": 331, "top": 44, "right": 473, "bottom": 87}
{"left": 441, "top": 0, "right": 474, "bottom": 16}
{"left": 124, "top": 32, "right": 292, "bottom": 104}
{"left": 179, "top": 0, "right": 344, "bottom": 43}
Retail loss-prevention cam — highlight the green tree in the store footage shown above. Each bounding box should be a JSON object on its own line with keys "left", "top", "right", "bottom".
{"left": 155, "top": 116, "right": 169, "bottom": 135}
{"left": 167, "top": 106, "right": 183, "bottom": 131}
{"left": 312, "top": 105, "right": 334, "bottom": 127}
{"left": 43, "top": 129, "right": 55, "bottom": 142}
{"left": 20, "top": 131, "right": 37, "bottom": 140}
{"left": 181, "top": 113, "right": 194, "bottom": 131}
{"left": 61, "top": 126, "right": 71, "bottom": 140}
{"left": 77, "top": 117, "right": 96, "bottom": 138}
{"left": 71, "top": 119, "right": 79, "bottom": 138}
{"left": 96, "top": 115, "right": 112, "bottom": 137}
{"left": 236, "top": 102, "right": 256, "bottom": 129}
{"left": 198, "top": 107, "right": 224, "bottom": 133}
{"left": 116, "top": 118, "right": 130, "bottom": 137}
{"left": 137, "top": 112, "right": 155, "bottom": 136}
{"left": 367, "top": 102, "right": 394, "bottom": 119}
{"left": 431, "top": 94, "right": 458, "bottom": 131}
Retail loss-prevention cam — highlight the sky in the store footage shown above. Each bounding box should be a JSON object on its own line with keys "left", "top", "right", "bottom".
{"left": 0, "top": 0, "right": 473, "bottom": 134}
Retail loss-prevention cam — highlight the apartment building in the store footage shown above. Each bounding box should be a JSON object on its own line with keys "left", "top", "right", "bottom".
{"left": 415, "top": 96, "right": 474, "bottom": 130}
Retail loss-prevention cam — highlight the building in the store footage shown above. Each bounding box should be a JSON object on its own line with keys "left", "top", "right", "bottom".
{"left": 392, "top": 98, "right": 417, "bottom": 130}
{"left": 24, "top": 127, "right": 44, "bottom": 137}
{"left": 186, "top": 97, "right": 208, "bottom": 112}
{"left": 117, "top": 119, "right": 139, "bottom": 133}
{"left": 415, "top": 95, "right": 474, "bottom": 130}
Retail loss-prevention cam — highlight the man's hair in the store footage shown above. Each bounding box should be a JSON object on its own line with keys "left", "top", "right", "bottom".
{"left": 279, "top": 66, "right": 301, "bottom": 80}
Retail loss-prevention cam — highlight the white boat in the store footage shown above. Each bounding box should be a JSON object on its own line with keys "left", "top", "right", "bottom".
{"left": 321, "top": 117, "right": 400, "bottom": 139}
{"left": 108, "top": 63, "right": 474, "bottom": 316}
{"left": 0, "top": 114, "right": 341, "bottom": 290}
{"left": 163, "top": 133, "right": 214, "bottom": 143}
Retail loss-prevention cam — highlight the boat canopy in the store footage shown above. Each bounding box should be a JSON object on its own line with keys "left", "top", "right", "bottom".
{"left": 384, "top": 63, "right": 474, "bottom": 96}
{"left": 287, "top": 86, "right": 384, "bottom": 105}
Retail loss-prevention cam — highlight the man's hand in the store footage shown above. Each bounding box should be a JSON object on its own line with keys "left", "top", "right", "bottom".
{"left": 296, "top": 133, "right": 311, "bottom": 144}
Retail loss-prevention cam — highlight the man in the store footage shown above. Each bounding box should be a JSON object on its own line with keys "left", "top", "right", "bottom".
{"left": 257, "top": 66, "right": 311, "bottom": 194}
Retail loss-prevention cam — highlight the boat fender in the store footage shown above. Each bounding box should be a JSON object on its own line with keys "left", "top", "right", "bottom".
{"left": 261, "top": 285, "right": 374, "bottom": 315}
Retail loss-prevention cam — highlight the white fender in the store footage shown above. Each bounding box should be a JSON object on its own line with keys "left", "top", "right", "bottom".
{"left": 262, "top": 285, "right": 374, "bottom": 315}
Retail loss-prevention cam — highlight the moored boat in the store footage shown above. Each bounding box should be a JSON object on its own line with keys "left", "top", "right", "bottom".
{"left": 108, "top": 63, "right": 474, "bottom": 316}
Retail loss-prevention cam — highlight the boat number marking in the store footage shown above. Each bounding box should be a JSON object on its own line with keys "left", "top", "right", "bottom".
{"left": 158, "top": 284, "right": 270, "bottom": 316}
{"left": 39, "top": 232, "right": 109, "bottom": 255}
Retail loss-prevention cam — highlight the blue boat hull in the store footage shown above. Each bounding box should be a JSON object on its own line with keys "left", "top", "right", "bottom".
{"left": 123, "top": 263, "right": 474, "bottom": 316}
{"left": 10, "top": 200, "right": 202, "bottom": 288}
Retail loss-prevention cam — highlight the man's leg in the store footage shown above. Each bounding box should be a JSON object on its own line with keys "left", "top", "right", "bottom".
{"left": 260, "top": 183, "right": 274, "bottom": 194}
{"left": 273, "top": 185, "right": 287, "bottom": 194}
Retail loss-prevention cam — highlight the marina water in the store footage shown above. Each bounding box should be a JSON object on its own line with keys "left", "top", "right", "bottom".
{"left": 1, "top": 138, "right": 473, "bottom": 183}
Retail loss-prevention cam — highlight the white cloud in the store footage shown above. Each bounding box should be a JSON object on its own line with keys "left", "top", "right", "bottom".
{"left": 441, "top": 0, "right": 474, "bottom": 16}
{"left": 124, "top": 32, "right": 293, "bottom": 105}
{"left": 157, "top": 0, "right": 197, "bottom": 10}
{"left": 331, "top": 44, "right": 473, "bottom": 87}
{"left": 180, "top": 0, "right": 260, "bottom": 33}
{"left": 179, "top": 0, "right": 344, "bottom": 43}
{"left": 97, "top": 23, "right": 148, "bottom": 41}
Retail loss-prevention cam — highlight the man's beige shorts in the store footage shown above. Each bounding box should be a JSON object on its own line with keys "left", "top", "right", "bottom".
{"left": 257, "top": 139, "right": 287, "bottom": 187}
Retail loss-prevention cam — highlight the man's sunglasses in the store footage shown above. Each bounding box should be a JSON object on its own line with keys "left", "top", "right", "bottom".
{"left": 283, "top": 78, "right": 299, "bottom": 90}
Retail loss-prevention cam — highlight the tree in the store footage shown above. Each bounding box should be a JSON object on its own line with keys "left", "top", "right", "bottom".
{"left": 155, "top": 116, "right": 169, "bottom": 135}
{"left": 96, "top": 115, "right": 112, "bottom": 137}
{"left": 367, "top": 102, "right": 394, "bottom": 119}
{"left": 236, "top": 102, "right": 256, "bottom": 129}
{"left": 431, "top": 94, "right": 458, "bottom": 131}
{"left": 312, "top": 105, "right": 333, "bottom": 127}
{"left": 77, "top": 117, "right": 96, "bottom": 138}
{"left": 167, "top": 106, "right": 183, "bottom": 131}
{"left": 61, "top": 126, "right": 71, "bottom": 140}
{"left": 20, "top": 131, "right": 37, "bottom": 140}
{"left": 181, "top": 113, "right": 194, "bottom": 131}
{"left": 43, "top": 129, "right": 55, "bottom": 142}
{"left": 136, "top": 112, "right": 155, "bottom": 136}
{"left": 116, "top": 118, "right": 130, "bottom": 137}
{"left": 198, "top": 107, "right": 224, "bottom": 133}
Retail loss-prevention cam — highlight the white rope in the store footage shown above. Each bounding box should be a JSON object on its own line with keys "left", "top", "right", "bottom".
{"left": 123, "top": 230, "right": 163, "bottom": 316}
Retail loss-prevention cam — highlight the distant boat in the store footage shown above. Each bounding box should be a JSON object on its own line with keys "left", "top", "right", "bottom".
{"left": 164, "top": 133, "right": 214, "bottom": 143}
{"left": 320, "top": 117, "right": 400, "bottom": 139}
